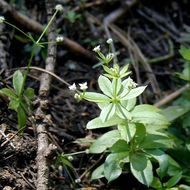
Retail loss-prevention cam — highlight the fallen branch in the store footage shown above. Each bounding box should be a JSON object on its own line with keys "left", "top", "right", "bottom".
{"left": 35, "top": 1, "right": 57, "bottom": 189}
{"left": 0, "top": 0, "right": 96, "bottom": 63}
{"left": 154, "top": 84, "right": 189, "bottom": 108}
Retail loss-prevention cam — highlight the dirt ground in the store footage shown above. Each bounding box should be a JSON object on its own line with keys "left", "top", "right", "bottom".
{"left": 0, "top": 0, "right": 189, "bottom": 189}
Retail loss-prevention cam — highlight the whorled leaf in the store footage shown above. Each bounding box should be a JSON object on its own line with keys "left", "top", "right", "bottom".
{"left": 89, "top": 130, "right": 120, "bottom": 153}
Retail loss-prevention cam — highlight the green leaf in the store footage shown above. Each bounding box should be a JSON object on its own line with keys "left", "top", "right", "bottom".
{"left": 134, "top": 124, "right": 146, "bottom": 143}
{"left": 24, "top": 87, "right": 35, "bottom": 100}
{"left": 100, "top": 103, "right": 116, "bottom": 122}
{"left": 116, "top": 104, "right": 132, "bottom": 120}
{"left": 17, "top": 105, "right": 26, "bottom": 130}
{"left": 164, "top": 172, "right": 182, "bottom": 188}
{"left": 130, "top": 152, "right": 148, "bottom": 171}
{"left": 104, "top": 153, "right": 128, "bottom": 182}
{"left": 111, "top": 140, "right": 130, "bottom": 153}
{"left": 112, "top": 78, "right": 122, "bottom": 95}
{"left": 87, "top": 116, "right": 123, "bottom": 129}
{"left": 146, "top": 149, "right": 168, "bottom": 179}
{"left": 150, "top": 177, "right": 163, "bottom": 189}
{"left": 9, "top": 99, "right": 20, "bottom": 111}
{"left": 140, "top": 134, "right": 172, "bottom": 149}
{"left": 131, "top": 107, "right": 169, "bottom": 126}
{"left": 120, "top": 86, "right": 147, "bottom": 100}
{"left": 118, "top": 123, "right": 136, "bottom": 142}
{"left": 13, "top": 70, "right": 24, "bottom": 95}
{"left": 132, "top": 104, "right": 161, "bottom": 113}
{"left": 103, "top": 65, "right": 116, "bottom": 76}
{"left": 0, "top": 88, "right": 17, "bottom": 99}
{"left": 162, "top": 106, "right": 190, "bottom": 122}
{"left": 179, "top": 45, "right": 190, "bottom": 61}
{"left": 83, "top": 92, "right": 110, "bottom": 103}
{"left": 89, "top": 130, "right": 120, "bottom": 153}
{"left": 98, "top": 75, "right": 113, "bottom": 97}
{"left": 130, "top": 159, "right": 153, "bottom": 186}
{"left": 119, "top": 64, "right": 129, "bottom": 75}
{"left": 91, "top": 164, "right": 104, "bottom": 180}
{"left": 124, "top": 98, "right": 136, "bottom": 111}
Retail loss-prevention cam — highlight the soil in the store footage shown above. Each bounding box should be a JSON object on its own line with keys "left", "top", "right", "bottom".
{"left": 0, "top": 0, "right": 189, "bottom": 189}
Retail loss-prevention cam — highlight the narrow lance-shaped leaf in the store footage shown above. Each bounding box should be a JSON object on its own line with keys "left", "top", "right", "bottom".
{"left": 0, "top": 88, "right": 17, "bottom": 99}
{"left": 100, "top": 103, "right": 116, "bottom": 122}
{"left": 87, "top": 115, "right": 123, "bottom": 129}
{"left": 120, "top": 86, "right": 147, "bottom": 100}
{"left": 17, "top": 105, "right": 26, "bottom": 130}
{"left": 98, "top": 75, "right": 113, "bottom": 97}
{"left": 83, "top": 92, "right": 110, "bottom": 103}
{"left": 13, "top": 70, "right": 24, "bottom": 95}
{"left": 91, "top": 164, "right": 104, "bottom": 180}
{"left": 89, "top": 130, "right": 120, "bottom": 153}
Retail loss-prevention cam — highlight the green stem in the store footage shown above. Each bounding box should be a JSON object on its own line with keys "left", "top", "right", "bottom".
{"left": 35, "top": 9, "right": 58, "bottom": 44}
{"left": 4, "top": 21, "right": 32, "bottom": 41}
{"left": 64, "top": 150, "right": 87, "bottom": 156}
{"left": 19, "top": 47, "right": 35, "bottom": 97}
{"left": 114, "top": 78, "right": 118, "bottom": 98}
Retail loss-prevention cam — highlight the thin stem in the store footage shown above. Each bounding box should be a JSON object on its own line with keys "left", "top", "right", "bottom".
{"left": 35, "top": 9, "right": 58, "bottom": 44}
{"left": 4, "top": 21, "right": 32, "bottom": 41}
{"left": 114, "top": 78, "right": 118, "bottom": 98}
{"left": 64, "top": 150, "right": 87, "bottom": 156}
{"left": 38, "top": 41, "right": 56, "bottom": 45}
{"left": 19, "top": 47, "right": 35, "bottom": 97}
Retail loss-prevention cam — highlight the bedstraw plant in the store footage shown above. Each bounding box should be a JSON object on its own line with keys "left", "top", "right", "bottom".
{"left": 70, "top": 40, "right": 179, "bottom": 188}
{"left": 0, "top": 5, "right": 64, "bottom": 131}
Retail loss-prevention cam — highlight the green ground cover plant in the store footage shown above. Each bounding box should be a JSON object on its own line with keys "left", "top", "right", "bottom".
{"left": 68, "top": 40, "right": 187, "bottom": 188}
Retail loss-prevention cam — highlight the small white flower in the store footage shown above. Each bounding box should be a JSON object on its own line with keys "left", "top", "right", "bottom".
{"left": 85, "top": 149, "right": 90, "bottom": 154}
{"left": 67, "top": 155, "right": 74, "bottom": 161}
{"left": 79, "top": 82, "right": 88, "bottom": 90}
{"left": 75, "top": 178, "right": 81, "bottom": 183}
{"left": 69, "top": 83, "right": 77, "bottom": 91}
{"left": 74, "top": 93, "right": 81, "bottom": 100}
{"left": 0, "top": 16, "right": 5, "bottom": 23}
{"left": 93, "top": 45, "right": 100, "bottom": 52}
{"left": 106, "top": 53, "right": 114, "bottom": 59}
{"left": 55, "top": 4, "right": 64, "bottom": 12}
{"left": 126, "top": 77, "right": 138, "bottom": 89}
{"left": 56, "top": 36, "right": 64, "bottom": 42}
{"left": 106, "top": 38, "right": 113, "bottom": 44}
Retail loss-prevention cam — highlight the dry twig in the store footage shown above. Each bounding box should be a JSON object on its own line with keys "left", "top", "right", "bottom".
{"left": 0, "top": 0, "right": 96, "bottom": 63}
{"left": 35, "top": 1, "right": 57, "bottom": 189}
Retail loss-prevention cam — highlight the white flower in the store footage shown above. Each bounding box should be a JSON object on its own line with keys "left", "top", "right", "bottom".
{"left": 56, "top": 36, "right": 64, "bottom": 42}
{"left": 67, "top": 155, "right": 74, "bottom": 161}
{"left": 126, "top": 77, "right": 138, "bottom": 89}
{"left": 106, "top": 53, "right": 114, "bottom": 59}
{"left": 69, "top": 83, "right": 76, "bottom": 91}
{"left": 75, "top": 178, "right": 81, "bottom": 183}
{"left": 79, "top": 82, "right": 88, "bottom": 90}
{"left": 55, "top": 4, "right": 64, "bottom": 12}
{"left": 0, "top": 16, "right": 5, "bottom": 23}
{"left": 106, "top": 38, "right": 113, "bottom": 44}
{"left": 85, "top": 149, "right": 89, "bottom": 154}
{"left": 74, "top": 93, "right": 81, "bottom": 100}
{"left": 93, "top": 45, "right": 100, "bottom": 52}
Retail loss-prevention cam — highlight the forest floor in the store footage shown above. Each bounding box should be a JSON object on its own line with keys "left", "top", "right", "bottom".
{"left": 0, "top": 0, "right": 190, "bottom": 189}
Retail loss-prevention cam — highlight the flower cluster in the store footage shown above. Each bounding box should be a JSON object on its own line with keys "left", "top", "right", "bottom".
{"left": 69, "top": 82, "right": 88, "bottom": 101}
{"left": 55, "top": 4, "right": 64, "bottom": 12}
{"left": 69, "top": 82, "right": 88, "bottom": 91}
{"left": 125, "top": 77, "right": 138, "bottom": 89}
{"left": 56, "top": 36, "right": 64, "bottom": 42}
{"left": 93, "top": 38, "right": 115, "bottom": 65}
